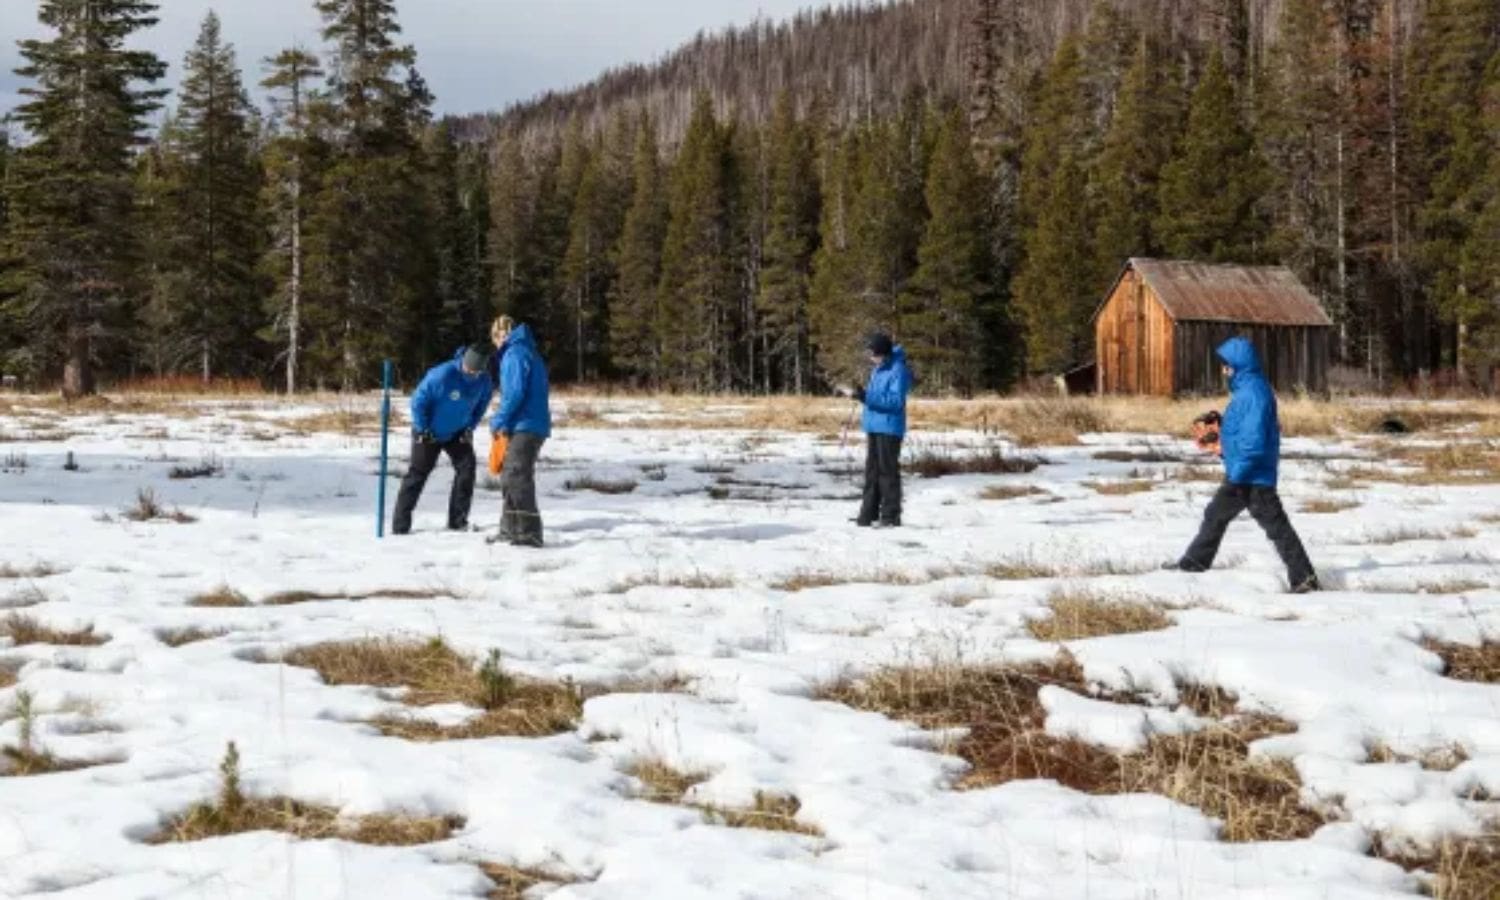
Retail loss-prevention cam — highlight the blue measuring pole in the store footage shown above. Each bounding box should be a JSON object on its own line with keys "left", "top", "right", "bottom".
{"left": 376, "top": 360, "right": 393, "bottom": 538}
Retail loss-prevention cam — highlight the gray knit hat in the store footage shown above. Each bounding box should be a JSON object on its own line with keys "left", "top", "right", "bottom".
{"left": 461, "top": 345, "right": 489, "bottom": 373}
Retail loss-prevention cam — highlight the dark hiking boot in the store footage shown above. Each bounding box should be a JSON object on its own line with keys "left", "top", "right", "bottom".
{"left": 1162, "top": 560, "right": 1207, "bottom": 573}
{"left": 1290, "top": 574, "right": 1321, "bottom": 595}
{"left": 873, "top": 520, "right": 901, "bottom": 529}
{"left": 509, "top": 535, "right": 544, "bottom": 548}
{"left": 851, "top": 518, "right": 873, "bottom": 527}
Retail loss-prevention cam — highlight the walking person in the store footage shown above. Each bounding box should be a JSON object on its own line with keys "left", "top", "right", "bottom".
{"left": 1165, "top": 336, "right": 1321, "bottom": 593}
{"left": 392, "top": 345, "right": 494, "bottom": 535}
{"left": 839, "top": 332, "right": 913, "bottom": 528}
{"left": 488, "top": 316, "right": 552, "bottom": 547}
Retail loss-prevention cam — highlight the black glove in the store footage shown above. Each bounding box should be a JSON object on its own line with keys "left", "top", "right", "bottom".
{"left": 1193, "top": 410, "right": 1222, "bottom": 427}
{"left": 458, "top": 429, "right": 474, "bottom": 444}
{"left": 415, "top": 429, "right": 438, "bottom": 445}
{"left": 853, "top": 386, "right": 866, "bottom": 404}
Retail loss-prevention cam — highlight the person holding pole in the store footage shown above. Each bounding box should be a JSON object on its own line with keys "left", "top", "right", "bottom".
{"left": 488, "top": 316, "right": 552, "bottom": 548}
{"left": 837, "top": 331, "right": 912, "bottom": 528}
{"left": 391, "top": 345, "right": 494, "bottom": 536}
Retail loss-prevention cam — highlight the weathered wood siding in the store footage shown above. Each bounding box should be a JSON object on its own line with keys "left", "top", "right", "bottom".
{"left": 1095, "top": 270, "right": 1175, "bottom": 395}
{"left": 1173, "top": 322, "right": 1331, "bottom": 396}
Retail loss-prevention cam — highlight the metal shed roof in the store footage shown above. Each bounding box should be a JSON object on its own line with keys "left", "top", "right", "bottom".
{"left": 1103, "top": 259, "right": 1334, "bottom": 327}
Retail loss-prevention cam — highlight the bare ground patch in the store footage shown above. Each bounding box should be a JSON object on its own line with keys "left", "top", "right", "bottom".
{"left": 188, "top": 586, "right": 252, "bottom": 608}
{"left": 261, "top": 587, "right": 460, "bottom": 606}
{"left": 979, "top": 484, "right": 1048, "bottom": 501}
{"left": 1301, "top": 498, "right": 1361, "bottom": 514}
{"left": 1424, "top": 638, "right": 1500, "bottom": 683}
{"left": 1083, "top": 479, "right": 1155, "bottom": 496}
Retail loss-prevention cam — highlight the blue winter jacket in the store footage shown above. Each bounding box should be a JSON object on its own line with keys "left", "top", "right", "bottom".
{"left": 489, "top": 324, "right": 552, "bottom": 438}
{"left": 861, "top": 345, "right": 914, "bottom": 437}
{"left": 1218, "top": 337, "right": 1280, "bottom": 487}
{"left": 410, "top": 348, "right": 495, "bottom": 443}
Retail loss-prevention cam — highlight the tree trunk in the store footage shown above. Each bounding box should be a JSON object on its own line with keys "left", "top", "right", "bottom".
{"left": 62, "top": 326, "right": 93, "bottom": 398}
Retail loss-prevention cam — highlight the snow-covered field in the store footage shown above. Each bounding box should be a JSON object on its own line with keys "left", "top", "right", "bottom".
{"left": 0, "top": 394, "right": 1497, "bottom": 899}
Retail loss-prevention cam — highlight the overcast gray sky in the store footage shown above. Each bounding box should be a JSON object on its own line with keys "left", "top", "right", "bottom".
{"left": 1, "top": 0, "right": 837, "bottom": 125}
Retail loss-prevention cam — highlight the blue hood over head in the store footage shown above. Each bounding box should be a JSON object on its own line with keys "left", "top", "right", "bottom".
{"left": 1215, "top": 336, "right": 1280, "bottom": 486}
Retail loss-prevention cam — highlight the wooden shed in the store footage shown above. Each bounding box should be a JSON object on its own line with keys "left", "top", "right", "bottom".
{"left": 1093, "top": 259, "right": 1333, "bottom": 397}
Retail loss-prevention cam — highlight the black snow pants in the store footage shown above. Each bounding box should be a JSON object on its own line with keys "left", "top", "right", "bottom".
{"left": 1181, "top": 482, "right": 1316, "bottom": 585}
{"left": 857, "top": 433, "right": 903, "bottom": 526}
{"left": 392, "top": 434, "right": 476, "bottom": 534}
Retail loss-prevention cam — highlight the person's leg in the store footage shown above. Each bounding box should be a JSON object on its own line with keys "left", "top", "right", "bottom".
{"left": 876, "top": 435, "right": 902, "bottom": 525}
{"left": 856, "top": 434, "right": 880, "bottom": 526}
{"left": 443, "top": 437, "right": 477, "bottom": 530}
{"left": 1179, "top": 482, "right": 1249, "bottom": 571}
{"left": 1247, "top": 487, "right": 1318, "bottom": 588}
{"left": 392, "top": 438, "right": 441, "bottom": 535}
{"left": 501, "top": 433, "right": 545, "bottom": 545}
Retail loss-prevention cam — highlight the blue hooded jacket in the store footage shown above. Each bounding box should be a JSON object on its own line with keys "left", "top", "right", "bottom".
{"left": 861, "top": 345, "right": 913, "bottom": 437}
{"left": 1217, "top": 336, "right": 1280, "bottom": 487}
{"left": 489, "top": 324, "right": 552, "bottom": 438}
{"left": 410, "top": 348, "right": 494, "bottom": 443}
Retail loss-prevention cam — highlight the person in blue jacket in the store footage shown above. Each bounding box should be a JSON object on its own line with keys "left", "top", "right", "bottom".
{"left": 1166, "top": 336, "right": 1320, "bottom": 593}
{"left": 839, "top": 332, "right": 913, "bottom": 528}
{"left": 488, "top": 316, "right": 552, "bottom": 547}
{"left": 392, "top": 345, "right": 494, "bottom": 535}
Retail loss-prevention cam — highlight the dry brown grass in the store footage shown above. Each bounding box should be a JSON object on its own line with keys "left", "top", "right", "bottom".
{"left": 481, "top": 862, "right": 585, "bottom": 899}
{"left": 0, "top": 665, "right": 15, "bottom": 690}
{"left": 1366, "top": 741, "right": 1470, "bottom": 773}
{"left": 279, "top": 638, "right": 683, "bottom": 741}
{"left": 603, "top": 573, "right": 735, "bottom": 593}
{"left": 1425, "top": 638, "right": 1500, "bottom": 683}
{"left": 1, "top": 585, "right": 49, "bottom": 610}
{"left": 284, "top": 406, "right": 379, "bottom": 435}
{"left": 624, "top": 758, "right": 711, "bottom": 803}
{"left": 564, "top": 476, "right": 638, "bottom": 494}
{"left": 1376, "top": 834, "right": 1500, "bottom": 900}
{"left": 984, "top": 554, "right": 1156, "bottom": 580}
{"left": 188, "top": 586, "right": 252, "bottom": 608}
{"left": 1, "top": 613, "right": 107, "bottom": 646}
{"left": 905, "top": 445, "right": 1043, "bottom": 478}
{"left": 820, "top": 657, "right": 1322, "bottom": 842}
{"left": 771, "top": 564, "right": 965, "bottom": 592}
{"left": 1083, "top": 479, "right": 1156, "bottom": 496}
{"left": 261, "top": 587, "right": 457, "bottom": 606}
{"left": 157, "top": 626, "right": 228, "bottom": 647}
{"left": 622, "top": 757, "right": 821, "bottom": 836}
{"left": 2, "top": 744, "right": 97, "bottom": 777}
{"left": 0, "top": 563, "right": 63, "bottom": 580}
{"left": 1026, "top": 588, "right": 1173, "bottom": 641}
{"left": 1357, "top": 525, "right": 1478, "bottom": 545}
{"left": 121, "top": 488, "right": 197, "bottom": 524}
{"left": 979, "top": 484, "right": 1048, "bottom": 501}
{"left": 1301, "top": 498, "right": 1361, "bottom": 514}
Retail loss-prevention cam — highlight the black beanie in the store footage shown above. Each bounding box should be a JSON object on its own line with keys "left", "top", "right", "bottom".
{"left": 866, "top": 332, "right": 894, "bottom": 357}
{"left": 462, "top": 345, "right": 489, "bottom": 372}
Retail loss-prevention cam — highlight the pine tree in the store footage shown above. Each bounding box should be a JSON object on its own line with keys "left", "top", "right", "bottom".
{"left": 1456, "top": 51, "right": 1500, "bottom": 381}
{"left": 1093, "top": 38, "right": 1182, "bottom": 287}
{"left": 899, "top": 106, "right": 992, "bottom": 391}
{"left": 489, "top": 132, "right": 540, "bottom": 323}
{"left": 657, "top": 95, "right": 734, "bottom": 390}
{"left": 609, "top": 117, "right": 667, "bottom": 383}
{"left": 1019, "top": 35, "right": 1090, "bottom": 237}
{"left": 7, "top": 0, "right": 167, "bottom": 395}
{"left": 559, "top": 120, "right": 628, "bottom": 383}
{"left": 260, "top": 47, "right": 324, "bottom": 393}
{"left": 1014, "top": 150, "right": 1094, "bottom": 374}
{"left": 155, "top": 12, "right": 264, "bottom": 382}
{"left": 756, "top": 93, "right": 820, "bottom": 393}
{"left": 808, "top": 127, "right": 861, "bottom": 385}
{"left": 1155, "top": 50, "right": 1270, "bottom": 263}
{"left": 1410, "top": 0, "right": 1500, "bottom": 376}
{"left": 0, "top": 131, "right": 19, "bottom": 370}
{"left": 309, "top": 0, "right": 432, "bottom": 389}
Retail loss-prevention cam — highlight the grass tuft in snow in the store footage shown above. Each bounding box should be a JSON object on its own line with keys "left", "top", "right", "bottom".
{"left": 1300, "top": 498, "right": 1361, "bottom": 514}
{"left": 481, "top": 861, "right": 586, "bottom": 899}
{"left": 820, "top": 657, "right": 1324, "bottom": 842}
{"left": 1375, "top": 834, "right": 1500, "bottom": 900}
{"left": 984, "top": 553, "right": 1155, "bottom": 580}
{"left": 1425, "top": 638, "right": 1500, "bottom": 684}
{"left": 979, "top": 484, "right": 1047, "bottom": 501}
{"left": 280, "top": 638, "right": 685, "bottom": 741}
{"left": 699, "top": 792, "right": 823, "bottom": 836}
{"left": 1, "top": 689, "right": 101, "bottom": 777}
{"left": 261, "top": 587, "right": 457, "bottom": 605}
{"left": 905, "top": 445, "right": 1042, "bottom": 479}
{"left": 1366, "top": 741, "right": 1470, "bottom": 774}
{"left": 771, "top": 564, "right": 965, "bottom": 593}
{"left": 564, "top": 476, "right": 638, "bottom": 494}
{"left": 0, "top": 661, "right": 16, "bottom": 689}
{"left": 1026, "top": 587, "right": 1173, "bottom": 641}
{"left": 1356, "top": 525, "right": 1478, "bottom": 545}
{"left": 168, "top": 454, "right": 222, "bottom": 480}
{"left": 624, "top": 757, "right": 711, "bottom": 804}
{"left": 1082, "top": 479, "right": 1155, "bottom": 496}
{"left": 602, "top": 572, "right": 735, "bottom": 594}
{"left": 187, "top": 585, "right": 252, "bottom": 607}
{"left": 121, "top": 488, "right": 197, "bottom": 524}
{"left": 148, "top": 741, "right": 464, "bottom": 845}
{"left": 157, "top": 626, "right": 228, "bottom": 647}
{"left": 1, "top": 613, "right": 107, "bottom": 646}
{"left": 0, "top": 562, "right": 63, "bottom": 579}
